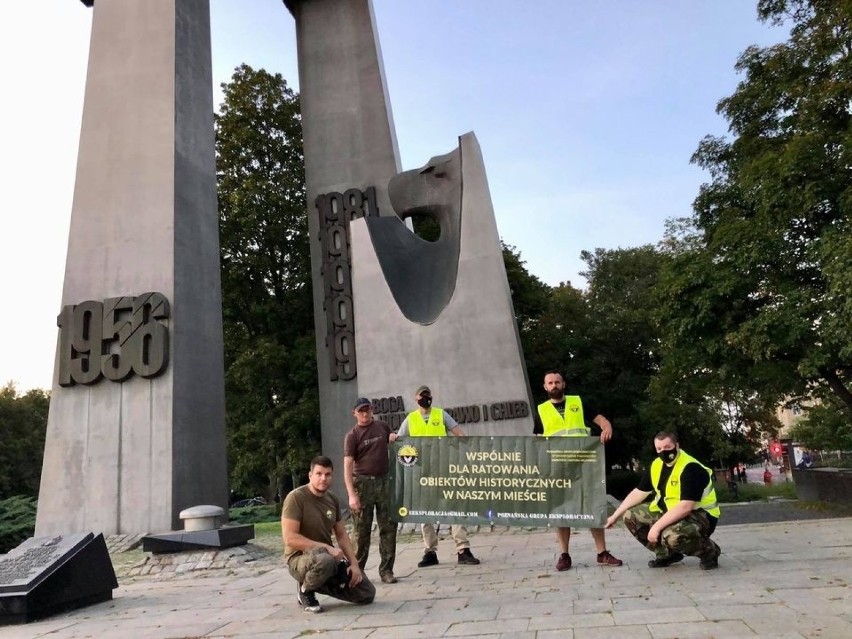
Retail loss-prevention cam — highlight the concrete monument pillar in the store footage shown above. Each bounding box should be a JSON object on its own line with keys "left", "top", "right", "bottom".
{"left": 36, "top": 0, "right": 227, "bottom": 535}
{"left": 284, "top": 0, "right": 533, "bottom": 456}
{"left": 283, "top": 0, "right": 402, "bottom": 474}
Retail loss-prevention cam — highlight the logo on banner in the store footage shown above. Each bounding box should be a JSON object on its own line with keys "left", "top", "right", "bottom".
{"left": 397, "top": 445, "right": 419, "bottom": 467}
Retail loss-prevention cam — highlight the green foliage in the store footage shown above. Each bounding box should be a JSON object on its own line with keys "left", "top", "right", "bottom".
{"left": 605, "top": 470, "right": 643, "bottom": 500}
{"left": 789, "top": 397, "right": 852, "bottom": 451}
{"left": 713, "top": 479, "right": 797, "bottom": 503}
{"left": 655, "top": 0, "right": 852, "bottom": 431}
{"left": 0, "top": 495, "right": 37, "bottom": 554}
{"left": 228, "top": 504, "right": 279, "bottom": 525}
{"left": 216, "top": 64, "right": 319, "bottom": 503}
{"left": 0, "top": 383, "right": 49, "bottom": 498}
{"left": 502, "top": 243, "right": 552, "bottom": 338}
{"left": 506, "top": 244, "right": 667, "bottom": 469}
{"left": 578, "top": 247, "right": 665, "bottom": 465}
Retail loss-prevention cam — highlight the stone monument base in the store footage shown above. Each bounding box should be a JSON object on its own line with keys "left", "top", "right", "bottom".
{"left": 127, "top": 542, "right": 271, "bottom": 579}
{"left": 0, "top": 532, "right": 117, "bottom": 625}
{"left": 141, "top": 524, "right": 255, "bottom": 554}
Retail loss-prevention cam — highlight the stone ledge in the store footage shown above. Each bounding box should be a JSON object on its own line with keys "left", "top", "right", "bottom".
{"left": 126, "top": 543, "right": 275, "bottom": 579}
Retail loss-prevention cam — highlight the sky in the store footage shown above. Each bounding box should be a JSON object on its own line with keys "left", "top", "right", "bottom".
{"left": 0, "top": 1, "right": 786, "bottom": 393}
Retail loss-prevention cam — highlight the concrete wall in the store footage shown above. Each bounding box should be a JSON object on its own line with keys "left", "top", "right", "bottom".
{"left": 36, "top": 0, "right": 227, "bottom": 536}
{"left": 792, "top": 468, "right": 852, "bottom": 506}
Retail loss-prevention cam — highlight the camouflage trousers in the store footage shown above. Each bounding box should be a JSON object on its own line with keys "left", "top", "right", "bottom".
{"left": 288, "top": 547, "right": 375, "bottom": 604}
{"left": 623, "top": 504, "right": 720, "bottom": 561}
{"left": 351, "top": 475, "right": 397, "bottom": 577}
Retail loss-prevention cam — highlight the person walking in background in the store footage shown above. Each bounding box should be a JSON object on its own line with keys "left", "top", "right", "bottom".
{"left": 282, "top": 456, "right": 375, "bottom": 613}
{"left": 397, "top": 384, "right": 481, "bottom": 567}
{"left": 343, "top": 397, "right": 398, "bottom": 584}
{"left": 535, "top": 370, "right": 623, "bottom": 571}
{"left": 605, "top": 431, "right": 722, "bottom": 570}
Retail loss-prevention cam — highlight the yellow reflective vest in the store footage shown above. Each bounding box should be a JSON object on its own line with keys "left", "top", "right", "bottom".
{"left": 407, "top": 407, "right": 447, "bottom": 437}
{"left": 537, "top": 396, "right": 590, "bottom": 437}
{"left": 649, "top": 450, "right": 720, "bottom": 518}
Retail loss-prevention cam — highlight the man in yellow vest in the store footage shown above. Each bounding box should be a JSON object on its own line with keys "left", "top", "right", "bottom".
{"left": 397, "top": 384, "right": 481, "bottom": 567}
{"left": 535, "top": 370, "right": 623, "bottom": 570}
{"left": 604, "top": 431, "right": 722, "bottom": 569}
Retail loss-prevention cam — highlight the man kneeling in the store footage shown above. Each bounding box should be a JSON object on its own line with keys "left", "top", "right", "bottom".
{"left": 605, "top": 431, "right": 722, "bottom": 570}
{"left": 283, "top": 456, "right": 376, "bottom": 613}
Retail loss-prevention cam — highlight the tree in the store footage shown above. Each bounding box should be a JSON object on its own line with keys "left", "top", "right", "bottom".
{"left": 502, "top": 242, "right": 552, "bottom": 349}
{"left": 216, "top": 64, "right": 319, "bottom": 503}
{"left": 577, "top": 247, "right": 666, "bottom": 467}
{"left": 0, "top": 383, "right": 49, "bottom": 498}
{"left": 789, "top": 396, "right": 852, "bottom": 452}
{"left": 656, "top": 0, "right": 852, "bottom": 435}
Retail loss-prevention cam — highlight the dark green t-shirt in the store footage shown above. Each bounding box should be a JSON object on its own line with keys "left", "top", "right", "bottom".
{"left": 282, "top": 485, "right": 341, "bottom": 561}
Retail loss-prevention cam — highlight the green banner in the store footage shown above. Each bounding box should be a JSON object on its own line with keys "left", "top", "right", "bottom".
{"left": 390, "top": 436, "right": 607, "bottom": 527}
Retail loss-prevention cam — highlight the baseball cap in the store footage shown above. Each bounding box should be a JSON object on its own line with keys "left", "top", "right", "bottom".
{"left": 415, "top": 385, "right": 431, "bottom": 396}
{"left": 352, "top": 397, "right": 371, "bottom": 410}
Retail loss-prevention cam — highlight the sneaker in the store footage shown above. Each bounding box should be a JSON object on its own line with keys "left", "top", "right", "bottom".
{"left": 647, "top": 552, "right": 684, "bottom": 568}
{"left": 555, "top": 552, "right": 572, "bottom": 571}
{"left": 700, "top": 543, "right": 721, "bottom": 570}
{"left": 596, "top": 550, "right": 623, "bottom": 567}
{"left": 457, "top": 548, "right": 480, "bottom": 565}
{"left": 417, "top": 551, "right": 439, "bottom": 567}
{"left": 297, "top": 584, "right": 323, "bottom": 613}
{"left": 380, "top": 572, "right": 398, "bottom": 584}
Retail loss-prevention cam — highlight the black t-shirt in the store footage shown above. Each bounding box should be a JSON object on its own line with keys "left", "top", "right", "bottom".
{"left": 638, "top": 460, "right": 718, "bottom": 528}
{"left": 532, "top": 398, "right": 602, "bottom": 435}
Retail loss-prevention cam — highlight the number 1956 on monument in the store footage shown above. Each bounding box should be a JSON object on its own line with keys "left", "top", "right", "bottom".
{"left": 57, "top": 292, "right": 170, "bottom": 386}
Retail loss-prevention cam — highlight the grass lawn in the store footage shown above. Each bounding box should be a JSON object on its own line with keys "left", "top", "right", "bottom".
{"left": 715, "top": 479, "right": 798, "bottom": 503}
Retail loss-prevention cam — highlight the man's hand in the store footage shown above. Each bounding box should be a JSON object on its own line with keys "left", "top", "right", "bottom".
{"left": 593, "top": 415, "right": 613, "bottom": 443}
{"left": 389, "top": 432, "right": 398, "bottom": 442}
{"left": 348, "top": 494, "right": 361, "bottom": 513}
{"left": 347, "top": 562, "right": 364, "bottom": 587}
{"left": 328, "top": 545, "right": 345, "bottom": 561}
{"left": 647, "top": 525, "right": 661, "bottom": 546}
{"left": 604, "top": 514, "right": 619, "bottom": 529}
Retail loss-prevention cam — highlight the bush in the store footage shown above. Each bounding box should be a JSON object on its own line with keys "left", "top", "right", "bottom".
{"left": 0, "top": 495, "right": 37, "bottom": 553}
{"left": 606, "top": 470, "right": 642, "bottom": 500}
{"left": 229, "top": 504, "right": 279, "bottom": 524}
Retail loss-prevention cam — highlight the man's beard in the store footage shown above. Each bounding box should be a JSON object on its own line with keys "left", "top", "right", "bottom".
{"left": 547, "top": 388, "right": 564, "bottom": 400}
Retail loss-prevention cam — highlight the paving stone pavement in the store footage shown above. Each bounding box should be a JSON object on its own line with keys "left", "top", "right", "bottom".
{"left": 5, "top": 517, "right": 852, "bottom": 639}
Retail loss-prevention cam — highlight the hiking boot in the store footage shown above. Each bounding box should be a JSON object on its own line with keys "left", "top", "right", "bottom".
{"left": 417, "top": 551, "right": 439, "bottom": 567}
{"left": 647, "top": 552, "right": 684, "bottom": 568}
{"left": 596, "top": 550, "right": 623, "bottom": 567}
{"left": 700, "top": 543, "right": 721, "bottom": 570}
{"left": 555, "top": 552, "right": 572, "bottom": 571}
{"left": 380, "top": 572, "right": 398, "bottom": 584}
{"left": 297, "top": 584, "right": 323, "bottom": 613}
{"left": 457, "top": 548, "right": 480, "bottom": 565}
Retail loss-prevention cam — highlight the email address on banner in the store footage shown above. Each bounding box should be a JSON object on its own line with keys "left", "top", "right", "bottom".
{"left": 408, "top": 510, "right": 478, "bottom": 517}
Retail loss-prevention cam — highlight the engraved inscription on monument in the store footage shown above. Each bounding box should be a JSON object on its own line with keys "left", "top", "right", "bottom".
{"left": 57, "top": 292, "right": 170, "bottom": 387}
{"left": 316, "top": 187, "right": 379, "bottom": 382}
{"left": 0, "top": 545, "right": 61, "bottom": 590}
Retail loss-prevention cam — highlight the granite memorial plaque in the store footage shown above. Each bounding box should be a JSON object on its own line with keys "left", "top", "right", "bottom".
{"left": 0, "top": 532, "right": 117, "bottom": 625}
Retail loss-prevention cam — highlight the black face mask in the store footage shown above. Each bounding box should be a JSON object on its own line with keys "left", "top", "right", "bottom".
{"left": 417, "top": 395, "right": 433, "bottom": 409}
{"left": 658, "top": 448, "right": 678, "bottom": 464}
